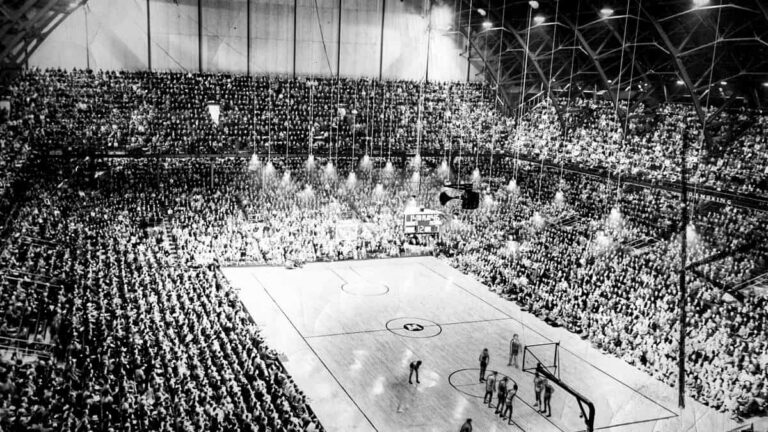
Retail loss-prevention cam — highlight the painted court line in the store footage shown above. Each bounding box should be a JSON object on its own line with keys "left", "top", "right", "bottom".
{"left": 304, "top": 317, "right": 515, "bottom": 339}
{"left": 251, "top": 274, "right": 380, "bottom": 432}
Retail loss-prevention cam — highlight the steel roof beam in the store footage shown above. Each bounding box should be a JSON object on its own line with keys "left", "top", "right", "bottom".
{"left": 561, "top": 15, "right": 620, "bottom": 115}
{"left": 458, "top": 0, "right": 567, "bottom": 132}
{"left": 642, "top": 5, "right": 713, "bottom": 149}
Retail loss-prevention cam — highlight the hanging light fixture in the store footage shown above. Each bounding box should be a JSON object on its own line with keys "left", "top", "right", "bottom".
{"left": 483, "top": 193, "right": 495, "bottom": 208}
{"left": 411, "top": 153, "right": 422, "bottom": 169}
{"left": 531, "top": 211, "right": 545, "bottom": 229}
{"left": 608, "top": 205, "right": 622, "bottom": 226}
{"left": 360, "top": 154, "right": 372, "bottom": 171}
{"left": 298, "top": 184, "right": 314, "bottom": 201}
{"left": 438, "top": 159, "right": 450, "bottom": 178}
{"left": 595, "top": 230, "right": 612, "bottom": 249}
{"left": 410, "top": 171, "right": 421, "bottom": 190}
{"left": 248, "top": 153, "right": 261, "bottom": 172}
{"left": 374, "top": 183, "right": 384, "bottom": 197}
{"left": 506, "top": 179, "right": 519, "bottom": 194}
{"left": 686, "top": 223, "right": 699, "bottom": 246}
{"left": 554, "top": 190, "right": 564, "bottom": 206}
{"left": 264, "top": 160, "right": 275, "bottom": 178}
{"left": 281, "top": 170, "right": 292, "bottom": 187}
{"left": 347, "top": 171, "right": 357, "bottom": 188}
{"left": 324, "top": 160, "right": 336, "bottom": 180}
{"left": 405, "top": 195, "right": 418, "bottom": 210}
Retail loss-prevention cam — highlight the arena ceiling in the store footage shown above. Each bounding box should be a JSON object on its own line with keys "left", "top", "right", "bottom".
{"left": 0, "top": 0, "right": 87, "bottom": 69}
{"left": 3, "top": 0, "right": 768, "bottom": 120}
{"left": 455, "top": 0, "right": 768, "bottom": 123}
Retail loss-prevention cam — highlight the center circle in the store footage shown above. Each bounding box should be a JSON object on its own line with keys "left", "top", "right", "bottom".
{"left": 386, "top": 317, "right": 442, "bottom": 338}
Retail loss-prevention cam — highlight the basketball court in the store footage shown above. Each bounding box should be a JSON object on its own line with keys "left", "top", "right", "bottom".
{"left": 223, "top": 257, "right": 741, "bottom": 432}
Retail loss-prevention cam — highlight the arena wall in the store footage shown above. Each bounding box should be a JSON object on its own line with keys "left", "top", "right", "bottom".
{"left": 29, "top": 0, "right": 479, "bottom": 81}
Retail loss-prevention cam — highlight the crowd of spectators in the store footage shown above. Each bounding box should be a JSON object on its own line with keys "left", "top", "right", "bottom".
{"left": 0, "top": 159, "right": 332, "bottom": 432}
{"left": 5, "top": 69, "right": 768, "bottom": 197}
{"left": 0, "top": 69, "right": 766, "bottom": 430}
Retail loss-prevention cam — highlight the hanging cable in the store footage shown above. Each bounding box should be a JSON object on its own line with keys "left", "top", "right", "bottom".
{"left": 494, "top": 0, "right": 506, "bottom": 111}
{"left": 621, "top": 0, "right": 641, "bottom": 137}
{"left": 513, "top": 3, "right": 534, "bottom": 182}
{"left": 548, "top": 0, "right": 564, "bottom": 193}
{"left": 352, "top": 80, "right": 357, "bottom": 163}
{"left": 489, "top": 0, "right": 507, "bottom": 186}
{"left": 285, "top": 81, "right": 290, "bottom": 161}
{"left": 335, "top": 75, "right": 341, "bottom": 166}
{"left": 565, "top": 0, "right": 580, "bottom": 111}
{"left": 313, "top": 0, "right": 334, "bottom": 76}
{"left": 309, "top": 76, "right": 314, "bottom": 157}
{"left": 613, "top": 0, "right": 632, "bottom": 121}
{"left": 704, "top": 0, "right": 723, "bottom": 112}
{"left": 268, "top": 79, "right": 272, "bottom": 161}
{"left": 692, "top": 0, "right": 723, "bottom": 215}
{"left": 547, "top": 0, "right": 560, "bottom": 84}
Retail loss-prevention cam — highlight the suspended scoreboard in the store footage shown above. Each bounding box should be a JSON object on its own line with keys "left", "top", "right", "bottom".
{"left": 403, "top": 208, "right": 443, "bottom": 235}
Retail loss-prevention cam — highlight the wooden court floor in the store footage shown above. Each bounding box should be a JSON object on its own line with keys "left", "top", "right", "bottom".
{"left": 224, "top": 257, "right": 742, "bottom": 432}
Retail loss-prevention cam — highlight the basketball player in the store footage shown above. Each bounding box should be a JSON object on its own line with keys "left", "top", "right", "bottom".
{"left": 478, "top": 348, "right": 490, "bottom": 382}
{"left": 502, "top": 382, "right": 517, "bottom": 422}
{"left": 508, "top": 334, "right": 521, "bottom": 367}
{"left": 483, "top": 371, "right": 497, "bottom": 406}
{"left": 541, "top": 378, "right": 554, "bottom": 417}
{"left": 533, "top": 370, "right": 544, "bottom": 408}
{"left": 459, "top": 418, "right": 472, "bottom": 432}
{"left": 409, "top": 360, "right": 422, "bottom": 384}
{"left": 495, "top": 376, "right": 508, "bottom": 415}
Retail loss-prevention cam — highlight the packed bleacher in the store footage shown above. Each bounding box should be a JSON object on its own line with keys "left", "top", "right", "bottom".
{"left": 0, "top": 69, "right": 766, "bottom": 430}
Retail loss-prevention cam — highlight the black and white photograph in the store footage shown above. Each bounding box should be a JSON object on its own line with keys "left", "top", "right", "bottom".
{"left": 0, "top": 0, "right": 766, "bottom": 431}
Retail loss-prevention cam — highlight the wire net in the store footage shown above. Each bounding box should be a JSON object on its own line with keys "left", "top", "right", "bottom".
{"left": 522, "top": 342, "right": 559, "bottom": 377}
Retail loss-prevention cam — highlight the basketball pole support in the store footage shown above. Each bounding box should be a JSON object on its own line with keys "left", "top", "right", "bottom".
{"left": 535, "top": 363, "right": 595, "bottom": 432}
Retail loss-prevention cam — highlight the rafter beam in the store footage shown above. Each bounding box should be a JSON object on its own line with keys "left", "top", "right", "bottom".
{"left": 0, "top": 0, "right": 86, "bottom": 69}
{"left": 456, "top": 0, "right": 567, "bottom": 132}
{"left": 561, "top": 15, "right": 620, "bottom": 114}
{"left": 495, "top": 24, "right": 567, "bottom": 132}
{"left": 642, "top": 6, "right": 713, "bottom": 149}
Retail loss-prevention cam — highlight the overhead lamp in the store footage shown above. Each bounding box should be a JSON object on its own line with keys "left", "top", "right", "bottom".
{"left": 477, "top": 8, "right": 487, "bottom": 16}
{"left": 676, "top": 79, "right": 685, "bottom": 85}
{"left": 600, "top": 7, "right": 614, "bottom": 17}
{"left": 482, "top": 20, "right": 493, "bottom": 29}
{"left": 720, "top": 81, "right": 727, "bottom": 86}
{"left": 529, "top": 1, "right": 540, "bottom": 9}
{"left": 692, "top": 0, "right": 710, "bottom": 7}
{"left": 762, "top": 82, "right": 768, "bottom": 87}
{"left": 533, "top": 14, "right": 546, "bottom": 25}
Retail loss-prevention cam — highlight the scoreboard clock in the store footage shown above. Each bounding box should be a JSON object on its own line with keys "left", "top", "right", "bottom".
{"left": 403, "top": 208, "right": 443, "bottom": 235}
